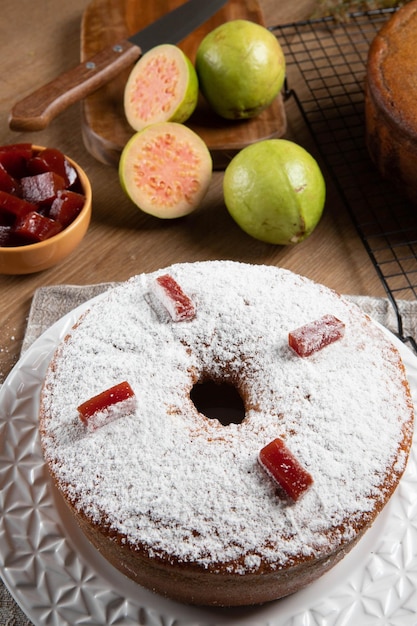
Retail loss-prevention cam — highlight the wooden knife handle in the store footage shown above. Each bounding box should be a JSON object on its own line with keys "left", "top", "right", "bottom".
{"left": 9, "top": 40, "right": 141, "bottom": 132}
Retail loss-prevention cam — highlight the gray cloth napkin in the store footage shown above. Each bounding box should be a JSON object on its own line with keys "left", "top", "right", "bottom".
{"left": 1, "top": 283, "right": 417, "bottom": 625}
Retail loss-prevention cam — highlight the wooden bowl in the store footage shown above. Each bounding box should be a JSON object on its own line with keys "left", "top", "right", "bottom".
{"left": 0, "top": 147, "right": 92, "bottom": 275}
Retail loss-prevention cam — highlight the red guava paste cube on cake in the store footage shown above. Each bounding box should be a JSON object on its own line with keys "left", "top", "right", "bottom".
{"left": 14, "top": 211, "right": 62, "bottom": 242}
{"left": 0, "top": 143, "right": 33, "bottom": 178}
{"left": 259, "top": 438, "right": 313, "bottom": 501}
{"left": 49, "top": 190, "right": 84, "bottom": 227}
{"left": 0, "top": 190, "right": 36, "bottom": 222}
{"left": 27, "top": 148, "right": 77, "bottom": 188}
{"left": 153, "top": 274, "right": 196, "bottom": 321}
{"left": 288, "top": 314, "right": 345, "bottom": 357}
{"left": 20, "top": 171, "right": 66, "bottom": 206}
{"left": 77, "top": 381, "right": 136, "bottom": 431}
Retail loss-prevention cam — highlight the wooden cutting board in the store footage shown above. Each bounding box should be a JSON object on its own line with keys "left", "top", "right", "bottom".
{"left": 80, "top": 0, "right": 287, "bottom": 169}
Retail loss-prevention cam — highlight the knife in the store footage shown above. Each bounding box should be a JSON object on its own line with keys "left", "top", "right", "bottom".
{"left": 9, "top": 0, "right": 227, "bottom": 133}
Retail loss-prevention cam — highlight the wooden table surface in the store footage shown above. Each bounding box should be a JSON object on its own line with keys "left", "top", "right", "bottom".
{"left": 0, "top": 0, "right": 387, "bottom": 384}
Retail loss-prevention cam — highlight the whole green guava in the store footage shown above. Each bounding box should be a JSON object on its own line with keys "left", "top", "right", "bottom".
{"left": 223, "top": 139, "right": 326, "bottom": 245}
{"left": 195, "top": 20, "right": 286, "bottom": 120}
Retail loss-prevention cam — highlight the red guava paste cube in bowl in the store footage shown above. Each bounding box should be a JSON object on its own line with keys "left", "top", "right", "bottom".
{"left": 152, "top": 274, "right": 196, "bottom": 321}
{"left": 49, "top": 190, "right": 85, "bottom": 227}
{"left": 0, "top": 143, "right": 33, "bottom": 178}
{"left": 0, "top": 226, "right": 26, "bottom": 247}
{"left": 27, "top": 147, "right": 77, "bottom": 187}
{"left": 0, "top": 225, "right": 32, "bottom": 247}
{"left": 0, "top": 163, "right": 20, "bottom": 195}
{"left": 258, "top": 438, "right": 313, "bottom": 501}
{"left": 288, "top": 314, "right": 345, "bottom": 357}
{"left": 0, "top": 226, "right": 10, "bottom": 245}
{"left": 0, "top": 190, "right": 36, "bottom": 222}
{"left": 77, "top": 381, "right": 136, "bottom": 432}
{"left": 20, "top": 171, "right": 66, "bottom": 206}
{"left": 14, "top": 211, "right": 63, "bottom": 242}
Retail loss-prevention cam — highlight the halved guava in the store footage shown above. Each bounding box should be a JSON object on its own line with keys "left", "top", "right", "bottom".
{"left": 119, "top": 122, "right": 212, "bottom": 219}
{"left": 124, "top": 44, "right": 199, "bottom": 132}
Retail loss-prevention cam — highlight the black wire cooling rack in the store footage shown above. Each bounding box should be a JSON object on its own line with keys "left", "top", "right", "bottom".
{"left": 271, "top": 8, "right": 417, "bottom": 351}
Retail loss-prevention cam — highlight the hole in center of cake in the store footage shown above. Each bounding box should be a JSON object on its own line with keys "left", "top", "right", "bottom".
{"left": 190, "top": 379, "right": 245, "bottom": 426}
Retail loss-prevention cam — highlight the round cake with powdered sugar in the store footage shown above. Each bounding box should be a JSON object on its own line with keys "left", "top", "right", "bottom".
{"left": 39, "top": 261, "right": 414, "bottom": 606}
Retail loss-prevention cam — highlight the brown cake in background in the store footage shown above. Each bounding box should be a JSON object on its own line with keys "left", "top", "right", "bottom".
{"left": 365, "top": 0, "right": 417, "bottom": 203}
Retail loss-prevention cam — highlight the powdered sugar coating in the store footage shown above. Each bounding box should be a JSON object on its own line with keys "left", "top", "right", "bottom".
{"left": 39, "top": 261, "right": 414, "bottom": 573}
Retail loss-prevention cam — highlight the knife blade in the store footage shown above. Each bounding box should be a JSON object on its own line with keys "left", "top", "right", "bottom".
{"left": 9, "top": 0, "right": 227, "bottom": 133}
